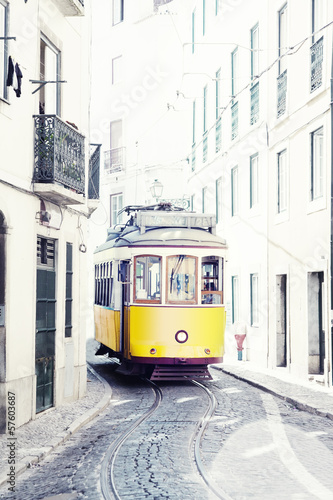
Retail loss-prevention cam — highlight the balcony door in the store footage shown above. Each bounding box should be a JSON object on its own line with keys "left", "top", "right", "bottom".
{"left": 40, "top": 35, "right": 61, "bottom": 115}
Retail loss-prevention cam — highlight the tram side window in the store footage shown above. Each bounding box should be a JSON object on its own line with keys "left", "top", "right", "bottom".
{"left": 94, "top": 262, "right": 113, "bottom": 306}
{"left": 201, "top": 257, "right": 223, "bottom": 304}
{"left": 134, "top": 255, "right": 161, "bottom": 303}
{"left": 167, "top": 255, "right": 197, "bottom": 304}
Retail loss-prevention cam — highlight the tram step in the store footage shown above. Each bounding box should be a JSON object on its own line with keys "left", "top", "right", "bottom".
{"left": 150, "top": 365, "right": 212, "bottom": 381}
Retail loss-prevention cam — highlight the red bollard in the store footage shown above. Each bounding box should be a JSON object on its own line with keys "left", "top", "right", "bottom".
{"left": 234, "top": 334, "right": 246, "bottom": 360}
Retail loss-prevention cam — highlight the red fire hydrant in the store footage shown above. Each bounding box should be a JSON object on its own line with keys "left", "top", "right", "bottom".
{"left": 234, "top": 334, "right": 246, "bottom": 361}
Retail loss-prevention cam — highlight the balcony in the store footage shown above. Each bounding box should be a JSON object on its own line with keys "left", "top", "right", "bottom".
{"left": 277, "top": 70, "right": 287, "bottom": 118}
{"left": 88, "top": 144, "right": 100, "bottom": 200}
{"left": 104, "top": 147, "right": 126, "bottom": 175}
{"left": 216, "top": 117, "right": 221, "bottom": 153}
{"left": 203, "top": 131, "right": 208, "bottom": 163}
{"left": 231, "top": 101, "right": 238, "bottom": 140}
{"left": 310, "top": 36, "right": 323, "bottom": 93}
{"left": 250, "top": 82, "right": 259, "bottom": 125}
{"left": 52, "top": 0, "right": 84, "bottom": 16}
{"left": 33, "top": 115, "right": 85, "bottom": 205}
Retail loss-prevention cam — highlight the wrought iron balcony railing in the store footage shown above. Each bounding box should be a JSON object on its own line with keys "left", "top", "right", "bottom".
{"left": 89, "top": 144, "right": 100, "bottom": 200}
{"left": 277, "top": 70, "right": 287, "bottom": 118}
{"left": 310, "top": 36, "right": 323, "bottom": 93}
{"left": 203, "top": 131, "right": 208, "bottom": 163}
{"left": 52, "top": 0, "right": 84, "bottom": 16}
{"left": 216, "top": 117, "right": 222, "bottom": 153}
{"left": 104, "top": 147, "right": 126, "bottom": 174}
{"left": 33, "top": 115, "right": 85, "bottom": 195}
{"left": 250, "top": 82, "right": 259, "bottom": 125}
{"left": 231, "top": 101, "right": 238, "bottom": 140}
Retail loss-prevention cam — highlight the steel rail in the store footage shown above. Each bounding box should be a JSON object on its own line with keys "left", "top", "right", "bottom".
{"left": 100, "top": 379, "right": 163, "bottom": 500}
{"left": 191, "top": 380, "right": 234, "bottom": 500}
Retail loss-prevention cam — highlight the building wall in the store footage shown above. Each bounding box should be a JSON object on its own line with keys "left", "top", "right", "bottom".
{"left": 0, "top": 0, "right": 92, "bottom": 429}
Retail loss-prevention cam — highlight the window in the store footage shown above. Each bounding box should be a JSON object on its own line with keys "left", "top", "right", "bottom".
{"left": 251, "top": 23, "right": 259, "bottom": 81}
{"left": 134, "top": 255, "right": 161, "bottom": 303}
{"left": 65, "top": 243, "right": 73, "bottom": 338}
{"left": 202, "top": 187, "right": 207, "bottom": 213}
{"left": 203, "top": 0, "right": 206, "bottom": 36}
{"left": 312, "top": 0, "right": 323, "bottom": 43}
{"left": 215, "top": 68, "right": 221, "bottom": 120}
{"left": 277, "top": 150, "right": 287, "bottom": 213}
{"left": 310, "top": 127, "right": 323, "bottom": 200}
{"left": 231, "top": 166, "right": 239, "bottom": 216}
{"left": 250, "top": 153, "right": 259, "bottom": 208}
{"left": 231, "top": 48, "right": 238, "bottom": 98}
{"left": 231, "top": 275, "right": 239, "bottom": 323}
{"left": 0, "top": 1, "right": 8, "bottom": 100}
{"left": 203, "top": 85, "right": 207, "bottom": 133}
{"left": 167, "top": 255, "right": 197, "bottom": 304}
{"left": 191, "top": 194, "right": 195, "bottom": 211}
{"left": 112, "top": 55, "right": 122, "bottom": 84}
{"left": 201, "top": 257, "right": 223, "bottom": 304}
{"left": 113, "top": 0, "right": 124, "bottom": 25}
{"left": 191, "top": 9, "right": 196, "bottom": 54}
{"left": 94, "top": 262, "right": 113, "bottom": 307}
{"left": 250, "top": 273, "right": 259, "bottom": 326}
{"left": 278, "top": 4, "right": 288, "bottom": 75}
{"left": 40, "top": 35, "right": 61, "bottom": 115}
{"left": 110, "top": 193, "right": 123, "bottom": 226}
{"left": 215, "top": 0, "right": 220, "bottom": 15}
{"left": 192, "top": 100, "right": 196, "bottom": 145}
{"left": 216, "top": 177, "right": 222, "bottom": 223}
{"left": 105, "top": 120, "right": 124, "bottom": 174}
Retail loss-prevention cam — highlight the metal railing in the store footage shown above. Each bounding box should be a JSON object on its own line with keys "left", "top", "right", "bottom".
{"left": 33, "top": 115, "right": 85, "bottom": 195}
{"left": 250, "top": 82, "right": 259, "bottom": 125}
{"left": 277, "top": 70, "right": 287, "bottom": 118}
{"left": 104, "top": 147, "right": 126, "bottom": 174}
{"left": 231, "top": 101, "right": 238, "bottom": 140}
{"left": 310, "top": 36, "right": 323, "bottom": 93}
{"left": 203, "top": 131, "right": 208, "bottom": 163}
{"left": 191, "top": 143, "right": 196, "bottom": 172}
{"left": 216, "top": 117, "right": 221, "bottom": 153}
{"left": 89, "top": 144, "right": 100, "bottom": 200}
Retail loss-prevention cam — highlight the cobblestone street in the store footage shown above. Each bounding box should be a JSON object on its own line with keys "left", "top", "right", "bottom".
{"left": 1, "top": 346, "right": 333, "bottom": 500}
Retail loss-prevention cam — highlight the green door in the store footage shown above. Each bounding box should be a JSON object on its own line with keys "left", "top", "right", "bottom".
{"left": 36, "top": 264, "right": 56, "bottom": 413}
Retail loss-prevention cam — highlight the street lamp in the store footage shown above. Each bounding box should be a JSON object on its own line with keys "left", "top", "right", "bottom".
{"left": 150, "top": 179, "right": 163, "bottom": 202}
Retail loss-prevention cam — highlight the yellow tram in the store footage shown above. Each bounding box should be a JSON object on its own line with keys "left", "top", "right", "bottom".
{"left": 93, "top": 205, "right": 227, "bottom": 380}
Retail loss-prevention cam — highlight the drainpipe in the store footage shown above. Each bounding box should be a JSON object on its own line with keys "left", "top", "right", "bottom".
{"left": 330, "top": 30, "right": 333, "bottom": 385}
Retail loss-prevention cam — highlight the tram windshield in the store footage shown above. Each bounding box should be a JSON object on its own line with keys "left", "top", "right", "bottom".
{"left": 134, "top": 255, "right": 161, "bottom": 303}
{"left": 167, "top": 255, "right": 197, "bottom": 303}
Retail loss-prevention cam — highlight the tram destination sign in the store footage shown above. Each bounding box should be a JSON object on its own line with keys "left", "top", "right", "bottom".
{"left": 136, "top": 211, "right": 216, "bottom": 234}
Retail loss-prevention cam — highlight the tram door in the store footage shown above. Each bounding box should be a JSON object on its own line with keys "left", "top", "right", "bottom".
{"left": 119, "top": 260, "right": 130, "bottom": 356}
{"left": 35, "top": 237, "right": 56, "bottom": 413}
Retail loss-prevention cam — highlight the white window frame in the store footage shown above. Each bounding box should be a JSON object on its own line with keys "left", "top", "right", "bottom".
{"left": 310, "top": 127, "right": 324, "bottom": 201}
{"left": 110, "top": 193, "right": 123, "bottom": 226}
{"left": 277, "top": 150, "right": 287, "bottom": 214}
{"left": 0, "top": 0, "right": 8, "bottom": 101}
{"left": 232, "top": 275, "right": 239, "bottom": 324}
{"left": 250, "top": 153, "right": 259, "bottom": 208}
{"left": 250, "top": 273, "right": 259, "bottom": 327}
{"left": 112, "top": 55, "right": 122, "bottom": 85}
{"left": 231, "top": 166, "right": 239, "bottom": 217}
{"left": 113, "top": 0, "right": 124, "bottom": 26}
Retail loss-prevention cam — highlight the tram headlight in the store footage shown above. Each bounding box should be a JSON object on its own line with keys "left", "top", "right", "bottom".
{"left": 204, "top": 348, "right": 211, "bottom": 355}
{"left": 175, "top": 330, "right": 188, "bottom": 343}
{"left": 150, "top": 348, "right": 157, "bottom": 355}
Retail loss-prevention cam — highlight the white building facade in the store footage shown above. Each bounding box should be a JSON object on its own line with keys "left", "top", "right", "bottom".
{"left": 0, "top": 0, "right": 99, "bottom": 430}
{"left": 91, "top": 0, "right": 333, "bottom": 387}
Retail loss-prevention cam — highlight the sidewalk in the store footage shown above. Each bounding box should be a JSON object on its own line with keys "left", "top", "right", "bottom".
{"left": 0, "top": 339, "right": 112, "bottom": 489}
{"left": 212, "top": 361, "right": 333, "bottom": 420}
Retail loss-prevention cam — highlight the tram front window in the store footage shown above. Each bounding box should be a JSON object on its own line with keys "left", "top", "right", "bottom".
{"left": 201, "top": 257, "right": 223, "bottom": 304}
{"left": 134, "top": 255, "right": 161, "bottom": 303}
{"left": 167, "top": 255, "right": 197, "bottom": 304}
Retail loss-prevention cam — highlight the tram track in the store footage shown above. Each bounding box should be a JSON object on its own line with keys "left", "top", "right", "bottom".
{"left": 100, "top": 378, "right": 163, "bottom": 500}
{"left": 190, "top": 380, "right": 234, "bottom": 500}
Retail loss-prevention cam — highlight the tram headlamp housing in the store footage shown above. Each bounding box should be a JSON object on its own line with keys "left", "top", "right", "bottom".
{"left": 204, "top": 348, "right": 211, "bottom": 355}
{"left": 150, "top": 348, "right": 157, "bottom": 355}
{"left": 175, "top": 330, "right": 188, "bottom": 343}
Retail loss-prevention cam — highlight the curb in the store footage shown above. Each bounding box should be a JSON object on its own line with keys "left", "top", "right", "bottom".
{"left": 213, "top": 365, "right": 333, "bottom": 421}
{"left": 0, "top": 364, "right": 112, "bottom": 489}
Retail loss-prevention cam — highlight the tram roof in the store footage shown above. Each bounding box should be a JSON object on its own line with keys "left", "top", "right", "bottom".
{"left": 95, "top": 226, "right": 226, "bottom": 252}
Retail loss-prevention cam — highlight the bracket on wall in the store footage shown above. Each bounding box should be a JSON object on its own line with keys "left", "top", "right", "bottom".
{"left": 29, "top": 79, "right": 67, "bottom": 94}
